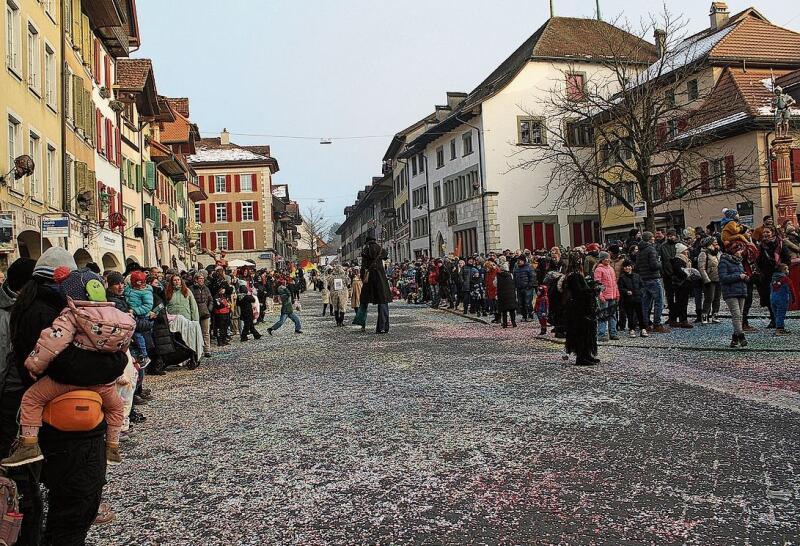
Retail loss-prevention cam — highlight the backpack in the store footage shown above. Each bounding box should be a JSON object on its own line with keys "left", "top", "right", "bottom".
{"left": 0, "top": 472, "right": 22, "bottom": 546}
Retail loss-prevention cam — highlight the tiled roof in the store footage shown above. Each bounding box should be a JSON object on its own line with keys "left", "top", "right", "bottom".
{"left": 189, "top": 138, "right": 279, "bottom": 173}
{"left": 159, "top": 111, "right": 190, "bottom": 143}
{"left": 243, "top": 145, "right": 270, "bottom": 156}
{"left": 115, "top": 58, "right": 152, "bottom": 91}
{"left": 776, "top": 69, "right": 800, "bottom": 90}
{"left": 166, "top": 97, "right": 189, "bottom": 118}
{"left": 710, "top": 16, "right": 800, "bottom": 64}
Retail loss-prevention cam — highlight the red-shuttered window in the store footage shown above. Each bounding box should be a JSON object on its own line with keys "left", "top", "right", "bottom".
{"left": 199, "top": 203, "right": 206, "bottom": 223}
{"left": 200, "top": 232, "right": 207, "bottom": 250}
{"left": 105, "top": 119, "right": 113, "bottom": 161}
{"left": 252, "top": 200, "right": 259, "bottom": 221}
{"left": 234, "top": 174, "right": 241, "bottom": 192}
{"left": 115, "top": 126, "right": 121, "bottom": 167}
{"left": 724, "top": 155, "right": 735, "bottom": 189}
{"left": 227, "top": 230, "right": 234, "bottom": 250}
{"left": 251, "top": 174, "right": 258, "bottom": 192}
{"left": 242, "top": 230, "right": 255, "bottom": 250}
{"left": 199, "top": 175, "right": 205, "bottom": 192}
{"left": 226, "top": 202, "right": 232, "bottom": 222}
{"left": 235, "top": 202, "right": 242, "bottom": 222}
{"left": 104, "top": 56, "right": 111, "bottom": 89}
{"left": 225, "top": 175, "right": 232, "bottom": 192}
{"left": 700, "top": 162, "right": 710, "bottom": 194}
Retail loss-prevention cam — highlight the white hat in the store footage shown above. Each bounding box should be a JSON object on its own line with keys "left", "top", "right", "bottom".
{"left": 675, "top": 243, "right": 688, "bottom": 254}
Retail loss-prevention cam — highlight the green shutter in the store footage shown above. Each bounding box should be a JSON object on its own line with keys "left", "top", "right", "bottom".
{"left": 144, "top": 161, "right": 156, "bottom": 191}
{"left": 135, "top": 163, "right": 142, "bottom": 192}
{"left": 178, "top": 217, "right": 186, "bottom": 236}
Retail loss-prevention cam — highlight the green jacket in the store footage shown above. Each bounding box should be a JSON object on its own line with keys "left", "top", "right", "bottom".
{"left": 167, "top": 290, "right": 199, "bottom": 321}
{"left": 277, "top": 285, "right": 294, "bottom": 315}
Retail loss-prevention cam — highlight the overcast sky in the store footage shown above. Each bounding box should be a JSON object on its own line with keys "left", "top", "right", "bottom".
{"left": 135, "top": 0, "right": 800, "bottom": 224}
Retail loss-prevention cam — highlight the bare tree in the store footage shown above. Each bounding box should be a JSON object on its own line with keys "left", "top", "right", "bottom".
{"left": 301, "top": 205, "right": 332, "bottom": 260}
{"left": 511, "top": 9, "right": 761, "bottom": 233}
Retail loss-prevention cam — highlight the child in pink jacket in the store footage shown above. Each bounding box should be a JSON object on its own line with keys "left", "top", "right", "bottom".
{"left": 0, "top": 268, "right": 135, "bottom": 468}
{"left": 594, "top": 251, "right": 620, "bottom": 341}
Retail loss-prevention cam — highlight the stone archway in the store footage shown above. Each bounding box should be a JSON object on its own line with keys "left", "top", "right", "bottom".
{"left": 73, "top": 248, "right": 93, "bottom": 268}
{"left": 102, "top": 252, "right": 122, "bottom": 272}
{"left": 16, "top": 230, "right": 42, "bottom": 260}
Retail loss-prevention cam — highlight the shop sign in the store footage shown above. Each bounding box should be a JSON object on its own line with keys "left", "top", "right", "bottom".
{"left": 99, "top": 230, "right": 121, "bottom": 251}
{"left": 259, "top": 252, "right": 274, "bottom": 260}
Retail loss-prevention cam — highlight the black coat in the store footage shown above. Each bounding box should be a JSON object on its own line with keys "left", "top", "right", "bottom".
{"left": 563, "top": 273, "right": 598, "bottom": 358}
{"left": 635, "top": 241, "right": 661, "bottom": 280}
{"left": 238, "top": 294, "right": 255, "bottom": 321}
{"left": 360, "top": 241, "right": 391, "bottom": 305}
{"left": 617, "top": 271, "right": 643, "bottom": 303}
{"left": 496, "top": 271, "right": 517, "bottom": 311}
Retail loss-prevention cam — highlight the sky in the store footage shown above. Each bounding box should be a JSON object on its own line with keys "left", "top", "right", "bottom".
{"left": 135, "top": 0, "right": 800, "bottom": 224}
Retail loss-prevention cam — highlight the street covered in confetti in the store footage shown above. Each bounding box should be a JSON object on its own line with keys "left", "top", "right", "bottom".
{"left": 92, "top": 292, "right": 799, "bottom": 545}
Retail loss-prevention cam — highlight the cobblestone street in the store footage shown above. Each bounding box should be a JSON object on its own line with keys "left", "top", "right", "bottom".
{"left": 92, "top": 292, "right": 799, "bottom": 545}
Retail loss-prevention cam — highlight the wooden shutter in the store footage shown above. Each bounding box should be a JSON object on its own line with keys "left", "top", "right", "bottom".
{"left": 572, "top": 223, "right": 583, "bottom": 246}
{"left": 545, "top": 223, "right": 556, "bottom": 249}
{"left": 670, "top": 169, "right": 681, "bottom": 194}
{"left": 199, "top": 175, "right": 205, "bottom": 192}
{"left": 74, "top": 78, "right": 83, "bottom": 131}
{"left": 71, "top": 0, "right": 81, "bottom": 48}
{"left": 226, "top": 202, "right": 232, "bottom": 222}
{"left": 199, "top": 203, "right": 206, "bottom": 223}
{"left": 95, "top": 110, "right": 102, "bottom": 152}
{"left": 228, "top": 230, "right": 235, "bottom": 250}
{"left": 225, "top": 175, "right": 232, "bottom": 193}
{"left": 244, "top": 231, "right": 255, "bottom": 250}
{"left": 700, "top": 162, "right": 710, "bottom": 194}
{"left": 234, "top": 174, "right": 241, "bottom": 192}
{"left": 115, "top": 126, "right": 121, "bottom": 167}
{"left": 105, "top": 119, "right": 113, "bottom": 160}
{"left": 235, "top": 202, "right": 242, "bottom": 222}
{"left": 200, "top": 232, "right": 207, "bottom": 250}
{"left": 677, "top": 117, "right": 688, "bottom": 133}
{"left": 93, "top": 39, "right": 100, "bottom": 81}
{"left": 208, "top": 175, "right": 215, "bottom": 194}
{"left": 209, "top": 203, "right": 215, "bottom": 223}
{"left": 104, "top": 55, "right": 111, "bottom": 89}
{"left": 252, "top": 174, "right": 258, "bottom": 192}
{"left": 253, "top": 200, "right": 259, "bottom": 221}
{"left": 724, "top": 155, "right": 735, "bottom": 188}
{"left": 135, "top": 163, "right": 142, "bottom": 192}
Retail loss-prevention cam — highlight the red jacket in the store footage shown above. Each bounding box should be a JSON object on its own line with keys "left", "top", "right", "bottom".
{"left": 428, "top": 265, "right": 439, "bottom": 286}
{"left": 485, "top": 267, "right": 498, "bottom": 300}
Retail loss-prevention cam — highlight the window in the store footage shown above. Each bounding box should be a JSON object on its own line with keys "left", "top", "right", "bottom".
{"left": 240, "top": 173, "right": 253, "bottom": 191}
{"left": 470, "top": 170, "right": 480, "bottom": 195}
{"left": 214, "top": 175, "right": 226, "bottom": 192}
{"left": 450, "top": 139, "right": 456, "bottom": 160}
{"left": 710, "top": 158, "right": 723, "bottom": 190}
{"left": 664, "top": 88, "right": 675, "bottom": 107}
{"left": 687, "top": 79, "right": 699, "bottom": 101}
{"left": 28, "top": 131, "right": 41, "bottom": 198}
{"left": 412, "top": 217, "right": 429, "bottom": 239}
{"left": 5, "top": 1, "right": 20, "bottom": 73}
{"left": 43, "top": 0, "right": 54, "bottom": 20}
{"left": 625, "top": 182, "right": 636, "bottom": 203}
{"left": 412, "top": 187, "right": 427, "bottom": 208}
{"left": 7, "top": 114, "right": 20, "bottom": 184}
{"left": 216, "top": 232, "right": 228, "bottom": 250}
{"left": 194, "top": 203, "right": 201, "bottom": 223}
{"left": 565, "top": 121, "right": 593, "bottom": 147}
{"left": 651, "top": 175, "right": 662, "bottom": 201}
{"left": 566, "top": 73, "right": 586, "bottom": 101}
{"left": 462, "top": 131, "right": 473, "bottom": 156}
{"left": 667, "top": 119, "right": 678, "bottom": 139}
{"left": 46, "top": 144, "right": 55, "bottom": 205}
{"left": 518, "top": 117, "right": 546, "bottom": 145}
{"left": 123, "top": 206, "right": 136, "bottom": 235}
{"left": 411, "top": 156, "right": 417, "bottom": 176}
{"left": 436, "top": 146, "right": 444, "bottom": 168}
{"left": 418, "top": 153, "right": 425, "bottom": 173}
{"left": 433, "top": 183, "right": 441, "bottom": 208}
{"left": 27, "top": 22, "right": 40, "bottom": 91}
{"left": 44, "top": 44, "right": 55, "bottom": 108}
{"left": 241, "top": 201, "right": 254, "bottom": 221}
{"left": 242, "top": 230, "right": 255, "bottom": 250}
{"left": 215, "top": 202, "right": 227, "bottom": 222}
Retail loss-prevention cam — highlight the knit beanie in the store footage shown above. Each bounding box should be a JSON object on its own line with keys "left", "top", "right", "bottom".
{"left": 6, "top": 257, "right": 36, "bottom": 293}
{"left": 106, "top": 272, "right": 124, "bottom": 287}
{"left": 33, "top": 247, "right": 77, "bottom": 280}
{"left": 642, "top": 231, "right": 654, "bottom": 242}
{"left": 598, "top": 251, "right": 610, "bottom": 261}
{"left": 724, "top": 208, "right": 737, "bottom": 220}
{"left": 675, "top": 243, "right": 688, "bottom": 254}
{"left": 59, "top": 268, "right": 107, "bottom": 302}
{"left": 701, "top": 236, "right": 715, "bottom": 248}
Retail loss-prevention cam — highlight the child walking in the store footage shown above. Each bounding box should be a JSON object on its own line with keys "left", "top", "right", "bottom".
{"left": 212, "top": 287, "right": 232, "bottom": 346}
{"left": 771, "top": 263, "right": 793, "bottom": 336}
{"left": 1, "top": 269, "right": 135, "bottom": 467}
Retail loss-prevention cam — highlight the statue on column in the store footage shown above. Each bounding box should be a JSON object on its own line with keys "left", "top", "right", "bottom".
{"left": 773, "top": 86, "right": 796, "bottom": 138}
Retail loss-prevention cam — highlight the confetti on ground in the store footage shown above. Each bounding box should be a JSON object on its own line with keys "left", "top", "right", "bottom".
{"left": 90, "top": 292, "right": 800, "bottom": 545}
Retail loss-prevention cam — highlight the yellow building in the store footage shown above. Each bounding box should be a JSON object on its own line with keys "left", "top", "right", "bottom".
{"left": 1, "top": 0, "right": 63, "bottom": 266}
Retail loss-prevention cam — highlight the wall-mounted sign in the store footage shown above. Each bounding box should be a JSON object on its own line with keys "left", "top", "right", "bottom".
{"left": 41, "top": 213, "right": 71, "bottom": 238}
{"left": 633, "top": 202, "right": 647, "bottom": 218}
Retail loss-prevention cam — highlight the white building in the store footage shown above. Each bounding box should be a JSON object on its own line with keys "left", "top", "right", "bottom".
{"left": 401, "top": 16, "right": 656, "bottom": 255}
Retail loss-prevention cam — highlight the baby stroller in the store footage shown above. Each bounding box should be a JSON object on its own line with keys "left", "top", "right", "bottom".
{"left": 147, "top": 309, "right": 199, "bottom": 372}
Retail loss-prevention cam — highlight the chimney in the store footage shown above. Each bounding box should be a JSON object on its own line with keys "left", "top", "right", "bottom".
{"left": 220, "top": 128, "right": 230, "bottom": 145}
{"left": 434, "top": 105, "right": 451, "bottom": 122}
{"left": 654, "top": 29, "right": 667, "bottom": 57}
{"left": 709, "top": 2, "right": 729, "bottom": 30}
{"left": 446, "top": 92, "right": 467, "bottom": 112}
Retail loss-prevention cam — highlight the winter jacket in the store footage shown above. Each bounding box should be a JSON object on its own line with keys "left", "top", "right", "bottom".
{"left": 659, "top": 240, "right": 678, "bottom": 278}
{"left": 191, "top": 284, "right": 213, "bottom": 319}
{"left": 721, "top": 221, "right": 749, "bottom": 247}
{"left": 718, "top": 253, "right": 748, "bottom": 299}
{"left": 427, "top": 265, "right": 439, "bottom": 286}
{"left": 698, "top": 250, "right": 720, "bottom": 283}
{"left": 25, "top": 299, "right": 136, "bottom": 377}
{"left": 771, "top": 272, "right": 793, "bottom": 304}
{"left": 277, "top": 285, "right": 294, "bottom": 315}
{"left": 0, "top": 284, "right": 19, "bottom": 394}
{"left": 495, "top": 271, "right": 517, "bottom": 312}
{"left": 485, "top": 267, "right": 498, "bottom": 300}
{"left": 593, "top": 263, "right": 619, "bottom": 302}
{"left": 123, "top": 285, "right": 153, "bottom": 317}
{"left": 635, "top": 241, "right": 661, "bottom": 280}
{"left": 167, "top": 290, "right": 199, "bottom": 321}
{"left": 514, "top": 263, "right": 536, "bottom": 290}
{"left": 459, "top": 266, "right": 474, "bottom": 291}
{"left": 670, "top": 255, "right": 691, "bottom": 287}
{"left": 238, "top": 294, "right": 256, "bottom": 321}
{"left": 106, "top": 290, "right": 130, "bottom": 313}
{"left": 617, "top": 271, "right": 643, "bottom": 303}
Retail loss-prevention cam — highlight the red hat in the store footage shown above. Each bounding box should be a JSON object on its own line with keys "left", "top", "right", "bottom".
{"left": 586, "top": 243, "right": 601, "bottom": 253}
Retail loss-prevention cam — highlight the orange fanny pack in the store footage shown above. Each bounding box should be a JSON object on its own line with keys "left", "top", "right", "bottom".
{"left": 42, "top": 391, "right": 105, "bottom": 432}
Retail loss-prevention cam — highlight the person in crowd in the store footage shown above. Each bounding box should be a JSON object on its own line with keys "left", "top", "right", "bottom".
{"left": 124, "top": 270, "right": 153, "bottom": 366}
{"left": 563, "top": 251, "right": 599, "bottom": 366}
{"left": 771, "top": 263, "right": 793, "bottom": 336}
{"left": 321, "top": 267, "right": 332, "bottom": 316}
{"left": 739, "top": 240, "right": 760, "bottom": 333}
{"left": 165, "top": 274, "right": 199, "bottom": 322}
{"left": 485, "top": 259, "right": 499, "bottom": 322}
{"left": 669, "top": 243, "right": 694, "bottom": 328}
{"left": 350, "top": 266, "right": 363, "bottom": 311}
{"left": 534, "top": 285, "right": 549, "bottom": 335}
{"left": 594, "top": 251, "right": 620, "bottom": 341}
{"left": 191, "top": 271, "right": 214, "bottom": 358}
{"left": 698, "top": 236, "right": 721, "bottom": 324}
{"left": 659, "top": 229, "right": 679, "bottom": 325}
{"left": 229, "top": 282, "right": 240, "bottom": 338}
{"left": 1, "top": 269, "right": 134, "bottom": 468}
{"left": 469, "top": 265, "right": 487, "bottom": 316}
{"left": 618, "top": 259, "right": 646, "bottom": 337}
{"left": 437, "top": 259, "right": 450, "bottom": 308}
{"left": 757, "top": 226, "right": 789, "bottom": 328}
{"left": 752, "top": 215, "right": 775, "bottom": 243}
{"left": 514, "top": 256, "right": 536, "bottom": 322}
{"left": 495, "top": 262, "right": 517, "bottom": 328}
{"left": 720, "top": 208, "right": 749, "bottom": 248}
{"left": 583, "top": 243, "right": 601, "bottom": 273}
{"left": 624, "top": 228, "right": 641, "bottom": 254}
{"left": 459, "top": 258, "right": 475, "bottom": 314}
{"left": 636, "top": 231, "right": 669, "bottom": 333}
{"left": 355, "top": 237, "right": 392, "bottom": 334}
{"left": 428, "top": 260, "right": 440, "bottom": 308}
{"left": 268, "top": 278, "right": 303, "bottom": 335}
{"left": 237, "top": 285, "right": 261, "bottom": 341}
{"left": 211, "top": 287, "right": 232, "bottom": 346}
{"left": 719, "top": 242, "right": 750, "bottom": 347}
{"left": 328, "top": 265, "right": 351, "bottom": 326}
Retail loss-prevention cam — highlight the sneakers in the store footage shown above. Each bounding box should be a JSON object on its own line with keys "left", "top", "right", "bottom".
{"left": 133, "top": 394, "right": 147, "bottom": 406}
{"left": 775, "top": 328, "right": 792, "bottom": 336}
{"left": 295, "top": 330, "right": 303, "bottom": 334}
{"left": 138, "top": 390, "right": 154, "bottom": 401}
{"left": 1, "top": 438, "right": 44, "bottom": 467}
{"left": 629, "top": 329, "right": 637, "bottom": 338}
{"left": 106, "top": 443, "right": 122, "bottom": 466}
{"left": 640, "top": 329, "right": 649, "bottom": 337}
{"left": 609, "top": 335, "right": 620, "bottom": 341}
{"left": 711, "top": 316, "right": 721, "bottom": 324}
{"left": 597, "top": 336, "right": 610, "bottom": 342}
{"left": 138, "top": 356, "right": 151, "bottom": 368}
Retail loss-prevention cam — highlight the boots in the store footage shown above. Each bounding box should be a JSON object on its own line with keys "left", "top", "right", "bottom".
{"left": 1, "top": 437, "right": 43, "bottom": 467}
{"left": 738, "top": 333, "right": 748, "bottom": 347}
{"left": 730, "top": 334, "right": 739, "bottom": 348}
{"left": 539, "top": 319, "right": 548, "bottom": 335}
{"left": 106, "top": 443, "right": 122, "bottom": 466}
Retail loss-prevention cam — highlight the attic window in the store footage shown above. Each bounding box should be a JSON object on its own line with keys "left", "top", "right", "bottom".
{"left": 566, "top": 73, "right": 586, "bottom": 101}
{"left": 518, "top": 117, "right": 546, "bottom": 146}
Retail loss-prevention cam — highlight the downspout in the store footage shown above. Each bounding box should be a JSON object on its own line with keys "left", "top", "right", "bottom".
{"left": 456, "top": 115, "right": 488, "bottom": 254}
{"left": 59, "top": 1, "right": 68, "bottom": 249}
{"left": 765, "top": 131, "right": 775, "bottom": 218}
{"left": 423, "top": 154, "right": 432, "bottom": 256}
{"left": 139, "top": 120, "right": 147, "bottom": 266}
{"left": 116, "top": 108, "right": 126, "bottom": 264}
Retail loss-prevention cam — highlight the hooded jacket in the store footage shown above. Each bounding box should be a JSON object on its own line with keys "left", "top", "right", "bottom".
{"left": 718, "top": 253, "right": 747, "bottom": 299}
{"left": 0, "top": 284, "right": 20, "bottom": 394}
{"left": 514, "top": 262, "right": 536, "bottom": 290}
{"left": 124, "top": 284, "right": 154, "bottom": 317}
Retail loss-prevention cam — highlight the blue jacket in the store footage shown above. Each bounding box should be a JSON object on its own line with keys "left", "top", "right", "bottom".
{"left": 124, "top": 284, "right": 154, "bottom": 317}
{"left": 718, "top": 254, "right": 747, "bottom": 299}
{"left": 514, "top": 263, "right": 536, "bottom": 289}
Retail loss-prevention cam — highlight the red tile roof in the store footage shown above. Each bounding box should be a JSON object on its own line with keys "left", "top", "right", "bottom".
{"left": 710, "top": 16, "right": 800, "bottom": 64}
{"left": 115, "top": 59, "right": 152, "bottom": 91}
{"left": 166, "top": 97, "right": 189, "bottom": 118}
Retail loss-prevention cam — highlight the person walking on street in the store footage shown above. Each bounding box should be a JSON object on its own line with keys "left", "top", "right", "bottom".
{"left": 719, "top": 242, "right": 750, "bottom": 347}
{"left": 354, "top": 237, "right": 391, "bottom": 333}
{"left": 237, "top": 285, "right": 261, "bottom": 341}
{"left": 268, "top": 279, "right": 303, "bottom": 335}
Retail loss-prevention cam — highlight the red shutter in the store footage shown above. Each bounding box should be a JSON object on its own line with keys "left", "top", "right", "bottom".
{"left": 226, "top": 202, "right": 232, "bottom": 222}
{"left": 252, "top": 174, "right": 258, "bottom": 192}
{"left": 670, "top": 169, "right": 681, "bottom": 194}
{"left": 244, "top": 231, "right": 255, "bottom": 250}
{"left": 115, "top": 126, "right": 121, "bottom": 167}
{"left": 209, "top": 232, "right": 217, "bottom": 251}
{"left": 225, "top": 175, "right": 232, "bottom": 192}
{"left": 770, "top": 158, "right": 778, "bottom": 184}
{"left": 228, "top": 230, "right": 234, "bottom": 250}
{"left": 253, "top": 200, "right": 259, "bottom": 221}
{"left": 200, "top": 232, "right": 207, "bottom": 250}
{"left": 545, "top": 223, "right": 556, "bottom": 249}
{"left": 199, "top": 175, "right": 205, "bottom": 192}
{"left": 208, "top": 175, "right": 215, "bottom": 194}
{"left": 533, "top": 222, "right": 544, "bottom": 250}
{"left": 104, "top": 56, "right": 111, "bottom": 89}
{"left": 235, "top": 202, "right": 242, "bottom": 222}
{"left": 199, "top": 203, "right": 206, "bottom": 223}
{"left": 724, "top": 155, "right": 735, "bottom": 188}
{"left": 700, "top": 161, "right": 710, "bottom": 194}
{"left": 572, "top": 223, "right": 583, "bottom": 246}
{"left": 792, "top": 149, "right": 800, "bottom": 183}
{"left": 234, "top": 174, "right": 241, "bottom": 192}
{"left": 105, "top": 119, "right": 113, "bottom": 160}
{"left": 209, "top": 203, "right": 215, "bottom": 223}
{"left": 677, "top": 117, "right": 688, "bottom": 133}
{"left": 523, "top": 224, "right": 533, "bottom": 251}
{"left": 95, "top": 110, "right": 103, "bottom": 153}
{"left": 108, "top": 189, "right": 115, "bottom": 215}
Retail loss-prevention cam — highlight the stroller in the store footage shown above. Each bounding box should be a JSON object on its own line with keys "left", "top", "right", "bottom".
{"left": 146, "top": 309, "right": 199, "bottom": 372}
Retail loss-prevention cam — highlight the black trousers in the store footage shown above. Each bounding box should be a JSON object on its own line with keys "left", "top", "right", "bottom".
{"left": 674, "top": 285, "right": 690, "bottom": 323}
{"left": 501, "top": 309, "right": 517, "bottom": 327}
{"left": 623, "top": 300, "right": 645, "bottom": 330}
{"left": 213, "top": 314, "right": 231, "bottom": 342}
{"left": 240, "top": 316, "right": 260, "bottom": 339}
{"left": 665, "top": 282, "right": 677, "bottom": 321}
